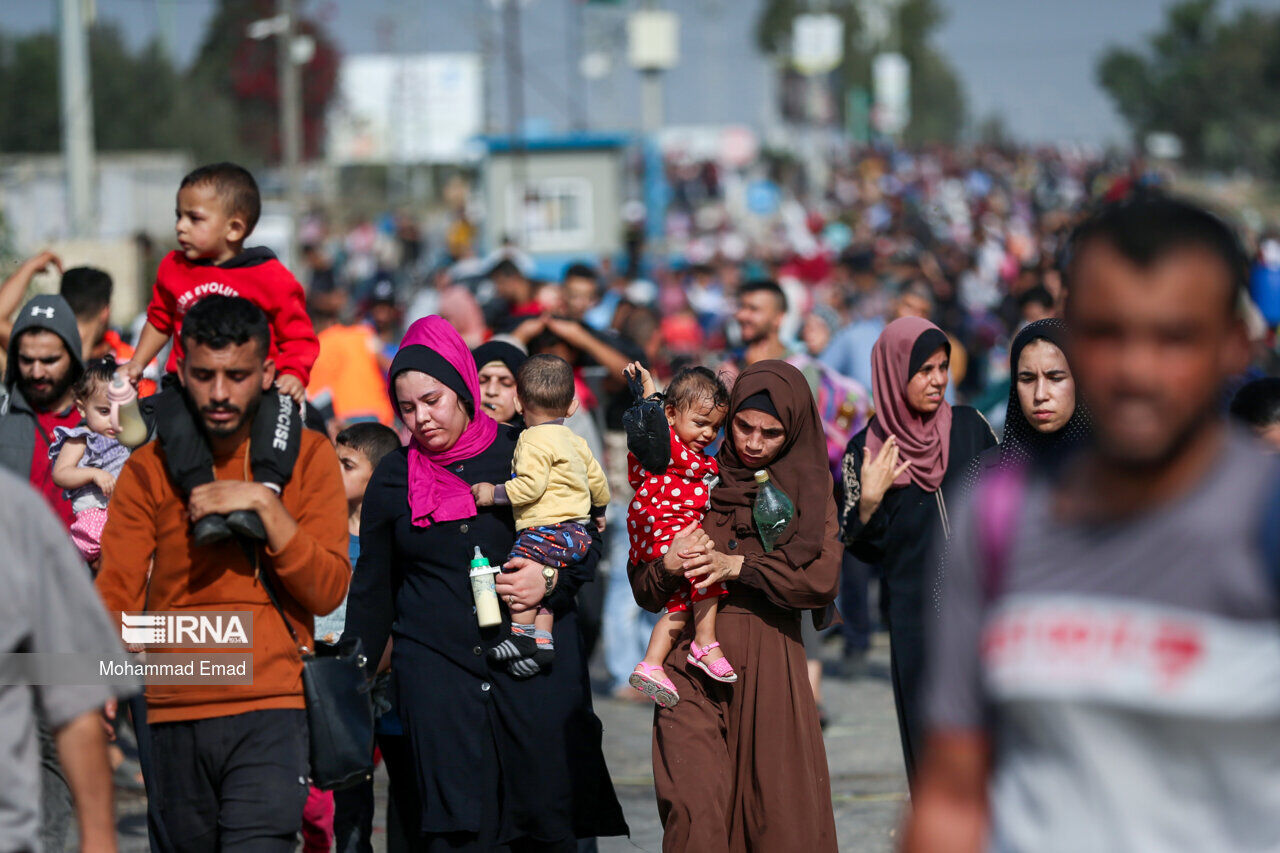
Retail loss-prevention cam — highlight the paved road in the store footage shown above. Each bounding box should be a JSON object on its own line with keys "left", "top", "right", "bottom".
{"left": 114, "top": 634, "right": 907, "bottom": 852}
{"left": 596, "top": 633, "right": 907, "bottom": 853}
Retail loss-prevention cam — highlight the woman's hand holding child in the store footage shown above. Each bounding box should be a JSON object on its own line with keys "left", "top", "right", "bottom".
{"left": 662, "top": 523, "right": 713, "bottom": 574}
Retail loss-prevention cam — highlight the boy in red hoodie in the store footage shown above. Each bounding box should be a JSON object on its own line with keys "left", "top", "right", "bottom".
{"left": 118, "top": 163, "right": 319, "bottom": 545}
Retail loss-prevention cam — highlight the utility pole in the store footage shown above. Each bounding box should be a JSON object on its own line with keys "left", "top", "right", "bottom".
{"left": 477, "top": 0, "right": 495, "bottom": 135}
{"left": 503, "top": 0, "right": 527, "bottom": 189}
{"left": 640, "top": 72, "right": 662, "bottom": 135}
{"left": 503, "top": 0, "right": 525, "bottom": 140}
{"left": 629, "top": 3, "right": 677, "bottom": 135}
{"left": 278, "top": 0, "right": 303, "bottom": 270}
{"left": 568, "top": 0, "right": 586, "bottom": 131}
{"left": 59, "top": 0, "right": 95, "bottom": 239}
{"left": 628, "top": 4, "right": 677, "bottom": 249}
{"left": 155, "top": 0, "right": 178, "bottom": 59}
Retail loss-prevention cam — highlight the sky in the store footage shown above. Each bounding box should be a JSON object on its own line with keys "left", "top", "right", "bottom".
{"left": 2, "top": 0, "right": 1274, "bottom": 146}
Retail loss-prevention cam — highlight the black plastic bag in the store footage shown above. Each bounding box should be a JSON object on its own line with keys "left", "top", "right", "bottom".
{"left": 622, "top": 370, "right": 670, "bottom": 475}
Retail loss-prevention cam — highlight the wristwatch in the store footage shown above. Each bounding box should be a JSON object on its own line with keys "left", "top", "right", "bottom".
{"left": 542, "top": 567, "right": 557, "bottom": 596}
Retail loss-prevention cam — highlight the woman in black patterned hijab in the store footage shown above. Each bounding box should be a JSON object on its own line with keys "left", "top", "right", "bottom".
{"left": 990, "top": 318, "right": 1092, "bottom": 472}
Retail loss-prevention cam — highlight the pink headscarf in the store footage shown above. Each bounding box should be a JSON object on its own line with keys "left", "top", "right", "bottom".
{"left": 866, "top": 317, "right": 953, "bottom": 493}
{"left": 391, "top": 316, "right": 499, "bottom": 528}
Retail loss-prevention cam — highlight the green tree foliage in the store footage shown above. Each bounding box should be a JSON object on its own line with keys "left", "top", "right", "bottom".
{"left": 754, "top": 0, "right": 966, "bottom": 143}
{"left": 0, "top": 32, "right": 62, "bottom": 152}
{"left": 0, "top": 1, "right": 337, "bottom": 165}
{"left": 975, "top": 112, "right": 1012, "bottom": 148}
{"left": 1098, "top": 0, "right": 1280, "bottom": 176}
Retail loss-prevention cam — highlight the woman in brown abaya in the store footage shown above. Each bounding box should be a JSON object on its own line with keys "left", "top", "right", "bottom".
{"left": 628, "top": 360, "right": 842, "bottom": 853}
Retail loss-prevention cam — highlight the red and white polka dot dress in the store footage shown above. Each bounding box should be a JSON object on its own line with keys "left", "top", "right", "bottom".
{"left": 627, "top": 426, "right": 728, "bottom": 613}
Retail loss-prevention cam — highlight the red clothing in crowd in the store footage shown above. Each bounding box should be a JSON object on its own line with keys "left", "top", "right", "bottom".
{"left": 509, "top": 300, "right": 543, "bottom": 319}
{"left": 32, "top": 405, "right": 82, "bottom": 529}
{"left": 146, "top": 248, "right": 319, "bottom": 382}
{"left": 627, "top": 426, "right": 728, "bottom": 612}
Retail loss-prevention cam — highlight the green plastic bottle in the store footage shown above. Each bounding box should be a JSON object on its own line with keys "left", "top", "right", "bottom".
{"left": 752, "top": 470, "right": 794, "bottom": 552}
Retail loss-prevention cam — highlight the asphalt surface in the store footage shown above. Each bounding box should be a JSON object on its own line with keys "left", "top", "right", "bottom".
{"left": 595, "top": 632, "right": 907, "bottom": 853}
{"left": 113, "top": 633, "right": 908, "bottom": 852}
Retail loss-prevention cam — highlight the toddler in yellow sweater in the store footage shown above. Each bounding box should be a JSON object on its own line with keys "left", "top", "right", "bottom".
{"left": 472, "top": 354, "right": 610, "bottom": 676}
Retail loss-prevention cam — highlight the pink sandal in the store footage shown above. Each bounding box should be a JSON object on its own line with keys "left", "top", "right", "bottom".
{"left": 629, "top": 663, "right": 680, "bottom": 708}
{"left": 687, "top": 640, "right": 737, "bottom": 683}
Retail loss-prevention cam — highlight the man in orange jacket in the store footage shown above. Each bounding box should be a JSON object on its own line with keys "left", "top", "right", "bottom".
{"left": 97, "top": 295, "right": 350, "bottom": 851}
{"left": 306, "top": 287, "right": 394, "bottom": 427}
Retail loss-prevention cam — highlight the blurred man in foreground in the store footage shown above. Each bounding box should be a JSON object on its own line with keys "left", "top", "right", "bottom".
{"left": 0, "top": 467, "right": 133, "bottom": 852}
{"left": 908, "top": 195, "right": 1280, "bottom": 852}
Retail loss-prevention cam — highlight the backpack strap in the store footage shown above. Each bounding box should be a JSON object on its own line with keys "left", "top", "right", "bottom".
{"left": 980, "top": 462, "right": 1280, "bottom": 605}
{"left": 976, "top": 465, "right": 1028, "bottom": 604}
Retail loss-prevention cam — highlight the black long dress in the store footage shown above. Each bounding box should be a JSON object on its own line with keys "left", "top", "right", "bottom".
{"left": 840, "top": 406, "right": 996, "bottom": 783}
{"left": 344, "top": 425, "right": 627, "bottom": 851}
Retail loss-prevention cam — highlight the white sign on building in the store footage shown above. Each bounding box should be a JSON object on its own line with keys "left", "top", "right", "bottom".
{"left": 328, "top": 53, "right": 482, "bottom": 165}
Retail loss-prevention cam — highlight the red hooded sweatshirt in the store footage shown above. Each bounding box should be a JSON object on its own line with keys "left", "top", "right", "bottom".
{"left": 146, "top": 247, "right": 319, "bottom": 383}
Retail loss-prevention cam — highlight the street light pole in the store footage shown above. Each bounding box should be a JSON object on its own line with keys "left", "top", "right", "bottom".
{"left": 502, "top": 0, "right": 527, "bottom": 189}
{"left": 641, "top": 70, "right": 662, "bottom": 135}
{"left": 628, "top": 5, "right": 678, "bottom": 251}
{"left": 629, "top": 4, "right": 678, "bottom": 134}
{"left": 503, "top": 0, "right": 525, "bottom": 140}
{"left": 568, "top": 0, "right": 586, "bottom": 131}
{"left": 58, "top": 0, "right": 95, "bottom": 239}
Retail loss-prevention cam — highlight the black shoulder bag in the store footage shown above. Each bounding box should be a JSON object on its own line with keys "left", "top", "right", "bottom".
{"left": 233, "top": 445, "right": 375, "bottom": 791}
{"left": 252, "top": 545, "right": 376, "bottom": 791}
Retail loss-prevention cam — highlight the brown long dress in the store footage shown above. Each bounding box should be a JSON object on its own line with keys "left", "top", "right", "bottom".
{"left": 629, "top": 361, "right": 843, "bottom": 853}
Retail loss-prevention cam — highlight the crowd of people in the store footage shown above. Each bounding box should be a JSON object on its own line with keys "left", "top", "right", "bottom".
{"left": 2, "top": 143, "right": 1280, "bottom": 853}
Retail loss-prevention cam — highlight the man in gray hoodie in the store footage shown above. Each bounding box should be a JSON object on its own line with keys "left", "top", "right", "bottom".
{"left": 0, "top": 293, "right": 92, "bottom": 850}
{"left": 0, "top": 293, "right": 84, "bottom": 527}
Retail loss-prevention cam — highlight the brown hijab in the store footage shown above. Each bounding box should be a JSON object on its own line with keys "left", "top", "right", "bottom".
{"left": 708, "top": 360, "right": 832, "bottom": 567}
{"left": 867, "top": 316, "right": 953, "bottom": 492}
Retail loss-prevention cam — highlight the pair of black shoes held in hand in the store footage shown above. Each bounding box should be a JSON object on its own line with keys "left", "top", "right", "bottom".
{"left": 193, "top": 510, "right": 267, "bottom": 547}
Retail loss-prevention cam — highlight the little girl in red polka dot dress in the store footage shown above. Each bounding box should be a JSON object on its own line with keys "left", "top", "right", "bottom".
{"left": 624, "top": 363, "right": 736, "bottom": 708}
